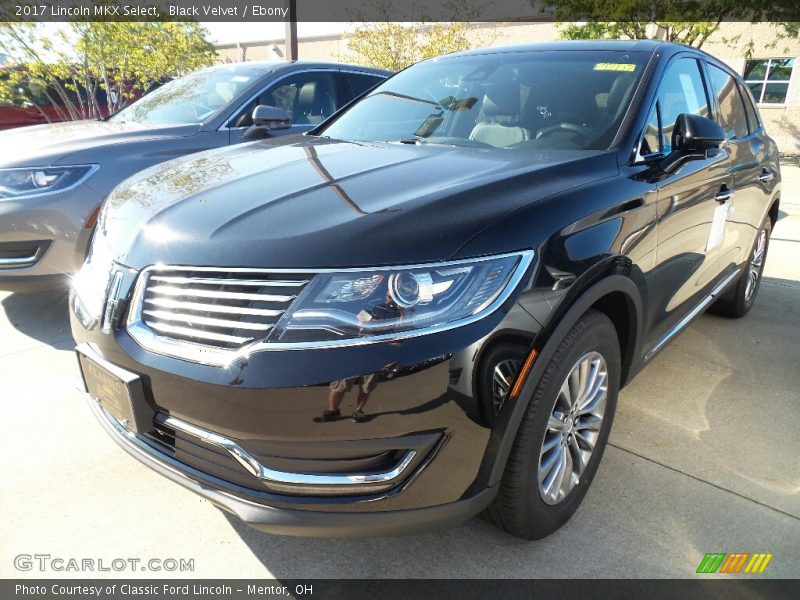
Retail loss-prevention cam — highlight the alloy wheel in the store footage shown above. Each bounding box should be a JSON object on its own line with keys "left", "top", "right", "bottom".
{"left": 537, "top": 351, "right": 608, "bottom": 505}
{"left": 745, "top": 228, "right": 767, "bottom": 302}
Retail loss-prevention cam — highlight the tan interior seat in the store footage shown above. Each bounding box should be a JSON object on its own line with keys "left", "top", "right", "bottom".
{"left": 469, "top": 82, "right": 529, "bottom": 148}
{"left": 469, "top": 122, "right": 529, "bottom": 147}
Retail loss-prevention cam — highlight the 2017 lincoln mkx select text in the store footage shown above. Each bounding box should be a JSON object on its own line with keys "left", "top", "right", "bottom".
{"left": 70, "top": 41, "right": 780, "bottom": 539}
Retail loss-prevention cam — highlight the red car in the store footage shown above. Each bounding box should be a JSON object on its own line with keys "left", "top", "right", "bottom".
{"left": 0, "top": 74, "right": 112, "bottom": 130}
{"left": 0, "top": 73, "right": 161, "bottom": 130}
{"left": 0, "top": 103, "right": 86, "bottom": 130}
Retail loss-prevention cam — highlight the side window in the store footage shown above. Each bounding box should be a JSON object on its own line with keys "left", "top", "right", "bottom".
{"left": 706, "top": 64, "right": 748, "bottom": 140}
{"left": 229, "top": 71, "right": 339, "bottom": 128}
{"left": 657, "top": 58, "right": 710, "bottom": 154}
{"left": 347, "top": 73, "right": 385, "bottom": 99}
{"left": 738, "top": 81, "right": 761, "bottom": 134}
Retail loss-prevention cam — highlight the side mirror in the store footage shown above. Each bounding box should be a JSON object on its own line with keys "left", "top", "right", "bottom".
{"left": 243, "top": 105, "right": 292, "bottom": 140}
{"left": 672, "top": 113, "right": 726, "bottom": 153}
{"left": 652, "top": 113, "right": 727, "bottom": 175}
{"left": 252, "top": 105, "right": 291, "bottom": 128}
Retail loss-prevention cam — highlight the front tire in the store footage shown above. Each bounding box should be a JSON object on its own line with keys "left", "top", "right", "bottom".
{"left": 710, "top": 217, "right": 772, "bottom": 318}
{"left": 485, "top": 309, "right": 620, "bottom": 539}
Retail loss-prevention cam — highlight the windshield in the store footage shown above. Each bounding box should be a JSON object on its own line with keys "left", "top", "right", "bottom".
{"left": 320, "top": 50, "right": 649, "bottom": 150}
{"left": 109, "top": 65, "right": 268, "bottom": 125}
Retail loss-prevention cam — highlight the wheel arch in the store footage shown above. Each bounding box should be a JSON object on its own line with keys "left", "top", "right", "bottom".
{"left": 768, "top": 196, "right": 780, "bottom": 229}
{"left": 476, "top": 273, "right": 644, "bottom": 489}
{"left": 589, "top": 290, "right": 638, "bottom": 387}
{"left": 529, "top": 271, "right": 644, "bottom": 389}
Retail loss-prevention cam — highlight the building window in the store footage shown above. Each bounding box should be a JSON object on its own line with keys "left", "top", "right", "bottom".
{"left": 743, "top": 58, "right": 794, "bottom": 104}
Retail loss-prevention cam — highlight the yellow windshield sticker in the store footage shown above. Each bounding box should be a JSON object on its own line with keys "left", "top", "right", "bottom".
{"left": 594, "top": 63, "right": 637, "bottom": 72}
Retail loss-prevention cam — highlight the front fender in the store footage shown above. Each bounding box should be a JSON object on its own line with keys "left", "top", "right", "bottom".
{"left": 476, "top": 273, "right": 644, "bottom": 490}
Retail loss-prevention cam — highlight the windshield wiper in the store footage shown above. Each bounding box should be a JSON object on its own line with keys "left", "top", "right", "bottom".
{"left": 375, "top": 91, "right": 441, "bottom": 108}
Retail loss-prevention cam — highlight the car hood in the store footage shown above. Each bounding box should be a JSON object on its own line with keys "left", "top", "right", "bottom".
{"left": 0, "top": 120, "right": 200, "bottom": 167}
{"left": 98, "top": 136, "right": 619, "bottom": 270}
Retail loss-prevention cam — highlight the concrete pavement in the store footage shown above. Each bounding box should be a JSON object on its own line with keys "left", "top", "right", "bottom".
{"left": 1, "top": 167, "right": 798, "bottom": 579}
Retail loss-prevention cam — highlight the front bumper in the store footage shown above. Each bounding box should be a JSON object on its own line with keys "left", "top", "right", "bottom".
{"left": 72, "top": 278, "right": 543, "bottom": 535}
{"left": 86, "top": 393, "right": 496, "bottom": 537}
{"left": 72, "top": 304, "right": 538, "bottom": 536}
{"left": 0, "top": 184, "right": 102, "bottom": 291}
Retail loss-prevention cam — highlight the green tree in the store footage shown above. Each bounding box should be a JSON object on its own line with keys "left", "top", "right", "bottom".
{"left": 342, "top": 0, "right": 486, "bottom": 71}
{"left": 0, "top": 21, "right": 216, "bottom": 122}
{"left": 545, "top": 0, "right": 799, "bottom": 49}
{"left": 557, "top": 21, "right": 724, "bottom": 47}
{"left": 345, "top": 22, "right": 473, "bottom": 71}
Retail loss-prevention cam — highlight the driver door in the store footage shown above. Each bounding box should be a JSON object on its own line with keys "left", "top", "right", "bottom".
{"left": 644, "top": 57, "right": 734, "bottom": 352}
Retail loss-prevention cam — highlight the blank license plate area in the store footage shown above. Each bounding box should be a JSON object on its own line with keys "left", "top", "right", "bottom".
{"left": 78, "top": 352, "right": 139, "bottom": 430}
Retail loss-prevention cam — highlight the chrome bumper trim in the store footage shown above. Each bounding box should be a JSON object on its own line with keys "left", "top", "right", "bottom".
{"left": 160, "top": 414, "right": 417, "bottom": 494}
{"left": 87, "top": 392, "right": 418, "bottom": 496}
{"left": 0, "top": 248, "right": 41, "bottom": 268}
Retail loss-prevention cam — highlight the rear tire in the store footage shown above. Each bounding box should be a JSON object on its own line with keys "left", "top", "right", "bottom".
{"left": 710, "top": 217, "right": 771, "bottom": 318}
{"left": 485, "top": 309, "right": 620, "bottom": 540}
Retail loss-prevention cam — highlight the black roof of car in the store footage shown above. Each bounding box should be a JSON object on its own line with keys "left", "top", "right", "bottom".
{"left": 443, "top": 40, "right": 743, "bottom": 74}
{"left": 447, "top": 39, "right": 699, "bottom": 58}
{"left": 203, "top": 60, "right": 391, "bottom": 76}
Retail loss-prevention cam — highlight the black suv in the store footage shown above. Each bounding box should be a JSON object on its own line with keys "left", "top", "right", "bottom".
{"left": 71, "top": 41, "right": 780, "bottom": 539}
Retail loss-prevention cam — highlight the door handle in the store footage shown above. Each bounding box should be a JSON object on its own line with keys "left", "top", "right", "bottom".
{"left": 715, "top": 188, "right": 734, "bottom": 203}
{"left": 758, "top": 169, "right": 774, "bottom": 183}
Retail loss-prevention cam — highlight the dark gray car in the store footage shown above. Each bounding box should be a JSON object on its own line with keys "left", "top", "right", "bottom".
{"left": 0, "top": 61, "right": 388, "bottom": 292}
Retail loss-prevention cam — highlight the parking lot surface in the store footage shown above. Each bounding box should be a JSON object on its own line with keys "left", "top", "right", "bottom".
{"left": 1, "top": 166, "right": 798, "bottom": 579}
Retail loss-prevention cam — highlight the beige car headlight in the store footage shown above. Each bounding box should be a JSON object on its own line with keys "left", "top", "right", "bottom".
{"left": 0, "top": 165, "right": 98, "bottom": 199}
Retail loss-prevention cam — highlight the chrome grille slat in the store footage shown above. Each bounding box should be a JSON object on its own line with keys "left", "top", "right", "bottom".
{"left": 144, "top": 297, "right": 285, "bottom": 317}
{"left": 137, "top": 268, "right": 309, "bottom": 352}
{"left": 148, "top": 322, "right": 253, "bottom": 344}
{"left": 143, "top": 310, "right": 275, "bottom": 331}
{"left": 149, "top": 275, "right": 308, "bottom": 287}
{"left": 147, "top": 285, "right": 296, "bottom": 303}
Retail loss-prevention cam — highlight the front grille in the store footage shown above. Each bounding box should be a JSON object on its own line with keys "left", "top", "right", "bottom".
{"left": 138, "top": 268, "right": 309, "bottom": 350}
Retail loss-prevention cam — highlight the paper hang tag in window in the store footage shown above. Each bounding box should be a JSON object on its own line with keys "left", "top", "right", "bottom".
{"left": 706, "top": 202, "right": 733, "bottom": 252}
{"left": 593, "top": 63, "right": 637, "bottom": 72}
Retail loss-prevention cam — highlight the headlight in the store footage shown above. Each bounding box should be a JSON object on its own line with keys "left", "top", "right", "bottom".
{"left": 269, "top": 250, "right": 534, "bottom": 346}
{"left": 0, "top": 165, "right": 98, "bottom": 199}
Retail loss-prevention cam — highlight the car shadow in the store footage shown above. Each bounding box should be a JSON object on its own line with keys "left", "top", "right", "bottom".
{"left": 0, "top": 291, "right": 74, "bottom": 351}
{"left": 219, "top": 509, "right": 541, "bottom": 578}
